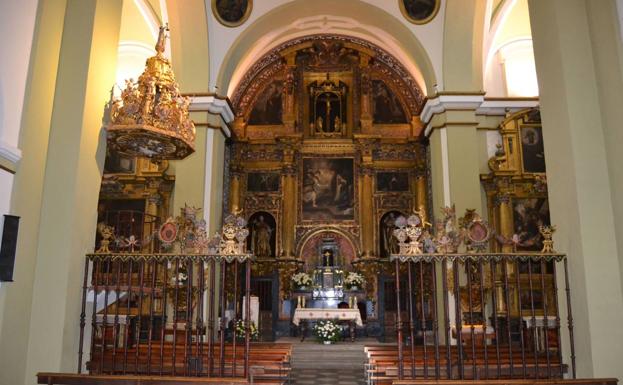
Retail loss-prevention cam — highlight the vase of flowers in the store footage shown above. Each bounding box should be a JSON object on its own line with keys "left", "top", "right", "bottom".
{"left": 344, "top": 271, "right": 364, "bottom": 291}
{"left": 234, "top": 319, "right": 259, "bottom": 341}
{"left": 313, "top": 319, "right": 341, "bottom": 344}
{"left": 291, "top": 272, "right": 313, "bottom": 290}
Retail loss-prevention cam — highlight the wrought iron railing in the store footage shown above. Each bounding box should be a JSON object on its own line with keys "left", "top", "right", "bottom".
{"left": 78, "top": 253, "right": 254, "bottom": 378}
{"left": 385, "top": 252, "right": 575, "bottom": 381}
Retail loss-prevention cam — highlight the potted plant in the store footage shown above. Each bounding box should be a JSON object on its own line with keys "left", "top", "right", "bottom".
{"left": 344, "top": 271, "right": 365, "bottom": 291}
{"left": 291, "top": 272, "right": 313, "bottom": 290}
{"left": 234, "top": 319, "right": 259, "bottom": 341}
{"left": 313, "top": 320, "right": 341, "bottom": 344}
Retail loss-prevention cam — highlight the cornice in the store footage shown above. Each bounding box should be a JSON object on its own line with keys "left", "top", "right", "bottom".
{"left": 421, "top": 94, "right": 539, "bottom": 136}
{"left": 189, "top": 94, "right": 235, "bottom": 138}
{"left": 0, "top": 140, "right": 22, "bottom": 174}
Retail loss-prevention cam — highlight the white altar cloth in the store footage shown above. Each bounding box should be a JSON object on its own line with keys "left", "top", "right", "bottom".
{"left": 292, "top": 308, "right": 363, "bottom": 326}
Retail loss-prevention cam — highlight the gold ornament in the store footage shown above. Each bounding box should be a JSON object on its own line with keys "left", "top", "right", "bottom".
{"left": 107, "top": 25, "right": 196, "bottom": 160}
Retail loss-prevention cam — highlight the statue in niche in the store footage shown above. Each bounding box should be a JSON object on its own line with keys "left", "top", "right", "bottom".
{"left": 251, "top": 215, "right": 273, "bottom": 258}
{"left": 381, "top": 212, "right": 401, "bottom": 257}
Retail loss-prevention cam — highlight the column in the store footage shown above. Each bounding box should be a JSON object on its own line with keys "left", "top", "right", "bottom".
{"left": 24, "top": 0, "right": 123, "bottom": 381}
{"left": 529, "top": 0, "right": 623, "bottom": 378}
{"left": 229, "top": 164, "right": 243, "bottom": 212}
{"left": 278, "top": 136, "right": 300, "bottom": 258}
{"left": 415, "top": 173, "right": 427, "bottom": 217}
{"left": 360, "top": 165, "right": 375, "bottom": 258}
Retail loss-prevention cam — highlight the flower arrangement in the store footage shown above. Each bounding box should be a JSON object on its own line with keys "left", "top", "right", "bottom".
{"left": 291, "top": 272, "right": 313, "bottom": 288}
{"left": 234, "top": 319, "right": 259, "bottom": 341}
{"left": 344, "top": 271, "right": 365, "bottom": 290}
{"left": 313, "top": 319, "right": 341, "bottom": 344}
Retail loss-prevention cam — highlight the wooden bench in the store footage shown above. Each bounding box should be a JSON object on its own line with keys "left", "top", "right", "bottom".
{"left": 392, "top": 379, "right": 618, "bottom": 385}
{"left": 37, "top": 373, "right": 249, "bottom": 385}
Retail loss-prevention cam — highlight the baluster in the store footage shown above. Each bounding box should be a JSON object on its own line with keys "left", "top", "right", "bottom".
{"left": 466, "top": 259, "right": 476, "bottom": 379}
{"left": 159, "top": 259, "right": 168, "bottom": 376}
{"left": 90, "top": 259, "right": 100, "bottom": 374}
{"left": 407, "top": 261, "right": 415, "bottom": 378}
{"left": 172, "top": 259, "right": 180, "bottom": 376}
{"left": 478, "top": 259, "right": 488, "bottom": 379}
{"left": 395, "top": 259, "right": 404, "bottom": 379}
{"left": 528, "top": 259, "right": 539, "bottom": 377}
{"left": 244, "top": 259, "right": 251, "bottom": 379}
{"left": 563, "top": 258, "right": 576, "bottom": 378}
{"left": 123, "top": 260, "right": 133, "bottom": 374}
{"left": 147, "top": 260, "right": 157, "bottom": 375}
{"left": 135, "top": 260, "right": 145, "bottom": 375}
{"left": 431, "top": 260, "right": 441, "bottom": 380}
{"left": 441, "top": 260, "right": 452, "bottom": 379}
{"left": 489, "top": 260, "right": 501, "bottom": 379}
{"left": 77, "top": 257, "right": 90, "bottom": 374}
{"left": 100, "top": 259, "right": 111, "bottom": 374}
{"left": 551, "top": 260, "right": 564, "bottom": 377}
{"left": 502, "top": 259, "right": 514, "bottom": 377}
{"left": 184, "top": 259, "right": 194, "bottom": 376}
{"left": 419, "top": 261, "right": 428, "bottom": 379}
{"left": 540, "top": 259, "right": 551, "bottom": 378}
{"left": 515, "top": 259, "right": 526, "bottom": 378}
{"left": 219, "top": 260, "right": 227, "bottom": 377}
{"left": 232, "top": 261, "right": 238, "bottom": 377}
{"left": 196, "top": 260, "right": 205, "bottom": 376}
{"left": 452, "top": 259, "right": 464, "bottom": 379}
{"left": 208, "top": 259, "right": 216, "bottom": 376}
{"left": 112, "top": 260, "right": 123, "bottom": 373}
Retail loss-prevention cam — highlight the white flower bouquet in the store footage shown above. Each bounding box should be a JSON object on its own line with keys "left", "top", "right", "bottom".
{"left": 312, "top": 319, "right": 341, "bottom": 343}
{"left": 343, "top": 271, "right": 364, "bottom": 290}
{"left": 291, "top": 272, "right": 313, "bottom": 288}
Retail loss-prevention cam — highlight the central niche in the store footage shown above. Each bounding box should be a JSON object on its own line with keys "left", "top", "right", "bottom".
{"left": 308, "top": 74, "right": 349, "bottom": 137}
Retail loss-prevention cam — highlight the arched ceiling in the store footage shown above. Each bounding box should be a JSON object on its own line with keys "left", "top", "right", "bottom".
{"left": 214, "top": 0, "right": 438, "bottom": 97}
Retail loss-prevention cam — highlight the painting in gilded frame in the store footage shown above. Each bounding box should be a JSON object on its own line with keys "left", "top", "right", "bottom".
{"left": 212, "top": 0, "right": 252, "bottom": 28}
{"left": 376, "top": 172, "right": 409, "bottom": 192}
{"left": 302, "top": 158, "right": 355, "bottom": 221}
{"left": 247, "top": 172, "right": 280, "bottom": 192}
{"left": 520, "top": 125, "right": 546, "bottom": 173}
{"left": 512, "top": 197, "right": 550, "bottom": 251}
{"left": 399, "top": 0, "right": 440, "bottom": 25}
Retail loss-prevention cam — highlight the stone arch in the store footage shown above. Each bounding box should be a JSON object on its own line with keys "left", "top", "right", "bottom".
{"left": 215, "top": 0, "right": 438, "bottom": 97}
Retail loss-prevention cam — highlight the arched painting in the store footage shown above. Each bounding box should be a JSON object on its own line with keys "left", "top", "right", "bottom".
{"left": 248, "top": 80, "right": 283, "bottom": 125}
{"left": 212, "top": 0, "right": 253, "bottom": 28}
{"left": 399, "top": 0, "right": 440, "bottom": 25}
{"left": 299, "top": 231, "right": 356, "bottom": 270}
{"left": 247, "top": 212, "right": 276, "bottom": 258}
{"left": 372, "top": 80, "right": 408, "bottom": 124}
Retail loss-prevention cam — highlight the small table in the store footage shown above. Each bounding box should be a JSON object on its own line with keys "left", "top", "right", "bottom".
{"left": 292, "top": 308, "right": 363, "bottom": 342}
{"left": 452, "top": 324, "right": 495, "bottom": 347}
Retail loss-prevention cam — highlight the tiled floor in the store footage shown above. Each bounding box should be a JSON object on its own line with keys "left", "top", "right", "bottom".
{"left": 291, "top": 368, "right": 366, "bottom": 385}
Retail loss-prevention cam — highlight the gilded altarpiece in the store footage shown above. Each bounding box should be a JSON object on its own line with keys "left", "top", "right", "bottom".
{"left": 480, "top": 108, "right": 555, "bottom": 321}
{"left": 228, "top": 35, "right": 429, "bottom": 338}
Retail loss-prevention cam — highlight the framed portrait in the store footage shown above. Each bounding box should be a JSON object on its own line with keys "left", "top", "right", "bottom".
{"left": 212, "top": 0, "right": 252, "bottom": 28}
{"left": 399, "top": 0, "right": 440, "bottom": 25}
{"left": 247, "top": 172, "right": 280, "bottom": 192}
{"left": 520, "top": 125, "right": 546, "bottom": 173}
{"left": 376, "top": 172, "right": 409, "bottom": 192}
{"left": 302, "top": 158, "right": 355, "bottom": 221}
{"left": 512, "top": 197, "right": 550, "bottom": 251}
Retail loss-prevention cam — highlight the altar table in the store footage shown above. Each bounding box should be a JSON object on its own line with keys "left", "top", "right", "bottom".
{"left": 292, "top": 308, "right": 363, "bottom": 342}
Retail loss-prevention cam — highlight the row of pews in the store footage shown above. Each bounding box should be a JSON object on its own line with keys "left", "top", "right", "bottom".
{"left": 363, "top": 344, "right": 568, "bottom": 385}
{"left": 38, "top": 342, "right": 292, "bottom": 385}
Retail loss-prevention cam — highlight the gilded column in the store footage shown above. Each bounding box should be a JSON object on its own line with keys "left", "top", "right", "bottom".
{"left": 360, "top": 165, "right": 375, "bottom": 257}
{"left": 496, "top": 193, "right": 514, "bottom": 253}
{"left": 229, "top": 164, "right": 243, "bottom": 212}
{"left": 359, "top": 53, "right": 373, "bottom": 134}
{"left": 277, "top": 136, "right": 301, "bottom": 258}
{"left": 415, "top": 173, "right": 427, "bottom": 220}
{"left": 282, "top": 52, "right": 296, "bottom": 132}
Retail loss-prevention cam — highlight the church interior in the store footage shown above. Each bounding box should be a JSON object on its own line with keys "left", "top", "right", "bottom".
{"left": 1, "top": 1, "right": 623, "bottom": 385}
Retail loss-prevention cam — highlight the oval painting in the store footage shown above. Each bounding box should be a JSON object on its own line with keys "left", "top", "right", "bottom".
{"left": 212, "top": 0, "right": 253, "bottom": 28}
{"left": 399, "top": 0, "right": 440, "bottom": 25}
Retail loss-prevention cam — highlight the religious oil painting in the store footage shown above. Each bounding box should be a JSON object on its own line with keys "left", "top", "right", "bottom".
{"left": 372, "top": 80, "right": 408, "bottom": 124}
{"left": 247, "top": 172, "right": 280, "bottom": 192}
{"left": 248, "top": 80, "right": 283, "bottom": 125}
{"left": 212, "top": 0, "right": 252, "bottom": 27}
{"left": 302, "top": 158, "right": 355, "bottom": 221}
{"left": 376, "top": 172, "right": 409, "bottom": 192}
{"left": 399, "top": 0, "right": 440, "bottom": 24}
{"left": 520, "top": 126, "right": 546, "bottom": 173}
{"left": 512, "top": 197, "right": 550, "bottom": 251}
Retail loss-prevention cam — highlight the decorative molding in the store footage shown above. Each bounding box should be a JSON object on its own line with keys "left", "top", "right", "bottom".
{"left": 0, "top": 140, "right": 22, "bottom": 173}
{"left": 422, "top": 95, "right": 539, "bottom": 136}
{"left": 189, "top": 94, "right": 235, "bottom": 138}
